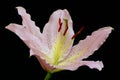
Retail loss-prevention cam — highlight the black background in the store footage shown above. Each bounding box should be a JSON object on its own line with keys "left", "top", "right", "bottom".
{"left": 0, "top": 0, "right": 119, "bottom": 80}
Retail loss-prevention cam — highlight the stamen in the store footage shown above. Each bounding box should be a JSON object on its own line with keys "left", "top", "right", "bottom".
{"left": 71, "top": 26, "right": 84, "bottom": 39}
{"left": 63, "top": 19, "right": 68, "bottom": 36}
{"left": 58, "top": 18, "right": 62, "bottom": 32}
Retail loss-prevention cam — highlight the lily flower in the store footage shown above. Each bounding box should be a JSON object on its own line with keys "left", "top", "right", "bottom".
{"left": 5, "top": 7, "right": 113, "bottom": 79}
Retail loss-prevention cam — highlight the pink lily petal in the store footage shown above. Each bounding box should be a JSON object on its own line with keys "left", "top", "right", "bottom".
{"left": 56, "top": 27, "right": 113, "bottom": 71}
{"left": 67, "top": 27, "right": 113, "bottom": 60}
{"left": 5, "top": 7, "right": 48, "bottom": 57}
{"left": 16, "top": 7, "right": 42, "bottom": 39}
{"left": 6, "top": 24, "right": 46, "bottom": 57}
{"left": 43, "top": 9, "right": 74, "bottom": 53}
{"left": 56, "top": 61, "right": 103, "bottom": 71}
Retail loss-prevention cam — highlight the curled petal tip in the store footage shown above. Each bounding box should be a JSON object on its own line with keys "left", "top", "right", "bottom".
{"left": 84, "top": 61, "right": 104, "bottom": 71}
{"left": 16, "top": 6, "right": 24, "bottom": 12}
{"left": 108, "top": 26, "right": 114, "bottom": 30}
{"left": 104, "top": 26, "right": 114, "bottom": 32}
{"left": 97, "top": 61, "right": 104, "bottom": 71}
{"left": 5, "top": 23, "right": 19, "bottom": 32}
{"left": 16, "top": 6, "right": 27, "bottom": 16}
{"left": 16, "top": 6, "right": 24, "bottom": 10}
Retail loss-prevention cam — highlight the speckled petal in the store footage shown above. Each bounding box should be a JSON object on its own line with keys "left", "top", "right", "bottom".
{"left": 56, "top": 60, "right": 103, "bottom": 71}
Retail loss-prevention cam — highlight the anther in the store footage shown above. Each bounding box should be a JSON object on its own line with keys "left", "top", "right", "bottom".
{"left": 58, "top": 18, "right": 62, "bottom": 32}
{"left": 63, "top": 19, "right": 68, "bottom": 36}
{"left": 71, "top": 26, "right": 84, "bottom": 39}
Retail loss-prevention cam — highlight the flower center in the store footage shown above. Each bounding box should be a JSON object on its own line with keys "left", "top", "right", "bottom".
{"left": 51, "top": 18, "right": 84, "bottom": 65}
